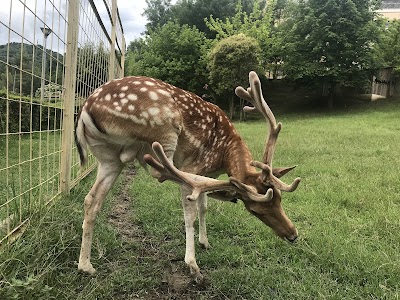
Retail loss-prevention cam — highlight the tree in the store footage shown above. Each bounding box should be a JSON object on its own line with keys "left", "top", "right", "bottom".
{"left": 125, "top": 38, "right": 145, "bottom": 77}
{"left": 373, "top": 19, "right": 400, "bottom": 74}
{"left": 282, "top": 0, "right": 380, "bottom": 109}
{"left": 143, "top": 0, "right": 173, "bottom": 33}
{"left": 143, "top": 0, "right": 259, "bottom": 38}
{"left": 207, "top": 33, "right": 261, "bottom": 119}
{"left": 0, "top": 43, "right": 62, "bottom": 97}
{"left": 75, "top": 43, "right": 110, "bottom": 98}
{"left": 171, "top": 0, "right": 257, "bottom": 38}
{"left": 205, "top": 1, "right": 283, "bottom": 77}
{"left": 126, "top": 21, "right": 209, "bottom": 94}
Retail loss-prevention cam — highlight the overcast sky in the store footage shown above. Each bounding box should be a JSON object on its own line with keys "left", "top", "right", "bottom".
{"left": 119, "top": 0, "right": 177, "bottom": 43}
{"left": 118, "top": 0, "right": 148, "bottom": 43}
{"left": 0, "top": 0, "right": 176, "bottom": 51}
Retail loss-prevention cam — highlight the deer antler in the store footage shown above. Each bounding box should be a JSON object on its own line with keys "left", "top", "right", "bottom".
{"left": 235, "top": 71, "right": 300, "bottom": 192}
{"left": 144, "top": 142, "right": 273, "bottom": 202}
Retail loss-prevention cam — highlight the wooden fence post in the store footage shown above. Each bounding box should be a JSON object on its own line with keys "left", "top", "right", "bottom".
{"left": 109, "top": 0, "right": 117, "bottom": 81}
{"left": 121, "top": 35, "right": 126, "bottom": 77}
{"left": 60, "top": 0, "right": 80, "bottom": 193}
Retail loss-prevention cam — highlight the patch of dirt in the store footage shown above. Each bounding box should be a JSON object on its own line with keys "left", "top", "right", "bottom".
{"left": 108, "top": 164, "right": 209, "bottom": 299}
{"left": 108, "top": 166, "right": 141, "bottom": 241}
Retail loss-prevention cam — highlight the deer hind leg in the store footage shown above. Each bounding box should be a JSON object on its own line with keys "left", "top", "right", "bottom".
{"left": 181, "top": 185, "right": 203, "bottom": 281}
{"left": 78, "top": 161, "right": 122, "bottom": 274}
{"left": 197, "top": 194, "right": 209, "bottom": 249}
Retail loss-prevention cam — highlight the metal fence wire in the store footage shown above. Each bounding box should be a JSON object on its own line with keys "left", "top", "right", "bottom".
{"left": 0, "top": 0, "right": 125, "bottom": 243}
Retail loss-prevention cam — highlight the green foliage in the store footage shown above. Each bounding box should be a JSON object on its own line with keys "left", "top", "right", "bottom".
{"left": 0, "top": 92, "right": 62, "bottom": 134}
{"left": 34, "top": 83, "right": 63, "bottom": 102}
{"left": 208, "top": 34, "right": 261, "bottom": 93}
{"left": 373, "top": 19, "right": 400, "bottom": 75}
{"left": 0, "top": 43, "right": 63, "bottom": 97}
{"left": 282, "top": 0, "right": 380, "bottom": 104}
{"left": 205, "top": 1, "right": 271, "bottom": 41}
{"left": 205, "top": 1, "right": 273, "bottom": 61}
{"left": 126, "top": 21, "right": 209, "bottom": 94}
{"left": 0, "top": 41, "right": 106, "bottom": 100}
{"left": 205, "top": 0, "right": 289, "bottom": 78}
{"left": 75, "top": 43, "right": 110, "bottom": 98}
{"left": 143, "top": 0, "right": 173, "bottom": 33}
{"left": 207, "top": 33, "right": 261, "bottom": 117}
{"left": 144, "top": 0, "right": 258, "bottom": 38}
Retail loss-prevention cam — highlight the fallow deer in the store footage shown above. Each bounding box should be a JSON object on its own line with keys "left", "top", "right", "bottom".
{"left": 75, "top": 71, "right": 300, "bottom": 281}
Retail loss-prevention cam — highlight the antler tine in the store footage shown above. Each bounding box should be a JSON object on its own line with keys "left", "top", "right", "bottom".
{"left": 250, "top": 161, "right": 301, "bottom": 192}
{"left": 144, "top": 142, "right": 234, "bottom": 200}
{"left": 236, "top": 72, "right": 281, "bottom": 166}
{"left": 144, "top": 142, "right": 274, "bottom": 202}
{"left": 229, "top": 178, "right": 273, "bottom": 202}
{"left": 248, "top": 71, "right": 282, "bottom": 166}
{"left": 236, "top": 71, "right": 301, "bottom": 193}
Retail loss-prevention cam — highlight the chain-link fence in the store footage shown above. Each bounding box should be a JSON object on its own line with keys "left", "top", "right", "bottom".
{"left": 0, "top": 0, "right": 125, "bottom": 243}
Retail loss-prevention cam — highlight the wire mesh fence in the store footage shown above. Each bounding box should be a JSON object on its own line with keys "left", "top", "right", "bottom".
{"left": 0, "top": 0, "right": 125, "bottom": 243}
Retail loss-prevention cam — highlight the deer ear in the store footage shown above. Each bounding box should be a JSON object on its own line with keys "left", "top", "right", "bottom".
{"left": 272, "top": 166, "right": 297, "bottom": 178}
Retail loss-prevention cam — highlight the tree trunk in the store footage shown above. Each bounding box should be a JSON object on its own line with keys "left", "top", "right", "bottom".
{"left": 239, "top": 98, "right": 245, "bottom": 121}
{"left": 328, "top": 92, "right": 334, "bottom": 110}
{"left": 328, "top": 83, "right": 336, "bottom": 110}
{"left": 229, "top": 96, "right": 234, "bottom": 119}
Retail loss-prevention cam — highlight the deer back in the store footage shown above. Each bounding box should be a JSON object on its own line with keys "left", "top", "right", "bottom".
{"left": 80, "top": 76, "right": 248, "bottom": 175}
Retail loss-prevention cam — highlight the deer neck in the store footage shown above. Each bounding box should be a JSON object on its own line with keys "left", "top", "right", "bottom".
{"left": 224, "top": 137, "right": 257, "bottom": 182}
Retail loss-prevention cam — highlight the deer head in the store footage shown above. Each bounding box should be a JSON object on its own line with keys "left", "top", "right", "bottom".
{"left": 144, "top": 71, "right": 300, "bottom": 243}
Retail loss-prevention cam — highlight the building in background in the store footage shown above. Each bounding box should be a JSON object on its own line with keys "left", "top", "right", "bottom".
{"left": 376, "top": 0, "right": 400, "bottom": 20}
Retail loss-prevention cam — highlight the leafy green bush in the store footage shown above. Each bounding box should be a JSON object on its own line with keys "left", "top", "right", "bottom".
{"left": 0, "top": 94, "right": 62, "bottom": 133}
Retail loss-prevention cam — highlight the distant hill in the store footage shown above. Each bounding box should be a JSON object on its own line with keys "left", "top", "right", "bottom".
{"left": 0, "top": 42, "right": 64, "bottom": 96}
{"left": 1, "top": 41, "right": 113, "bottom": 99}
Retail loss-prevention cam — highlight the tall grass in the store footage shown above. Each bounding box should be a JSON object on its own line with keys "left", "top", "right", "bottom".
{"left": 0, "top": 98, "right": 399, "bottom": 299}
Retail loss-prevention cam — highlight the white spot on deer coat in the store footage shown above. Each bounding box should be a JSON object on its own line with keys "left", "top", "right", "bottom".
{"left": 140, "top": 87, "right": 148, "bottom": 92}
{"left": 119, "top": 92, "right": 126, "bottom": 98}
{"left": 121, "top": 98, "right": 128, "bottom": 105}
{"left": 128, "top": 104, "right": 135, "bottom": 111}
{"left": 145, "top": 81, "right": 155, "bottom": 86}
{"left": 157, "top": 89, "right": 170, "bottom": 96}
{"left": 163, "top": 107, "right": 172, "bottom": 117}
{"left": 148, "top": 107, "right": 160, "bottom": 116}
{"left": 121, "top": 86, "right": 129, "bottom": 91}
{"left": 149, "top": 91, "right": 159, "bottom": 101}
{"left": 131, "top": 115, "right": 147, "bottom": 126}
{"left": 127, "top": 94, "right": 138, "bottom": 101}
{"left": 104, "top": 107, "right": 147, "bottom": 126}
{"left": 105, "top": 94, "right": 111, "bottom": 101}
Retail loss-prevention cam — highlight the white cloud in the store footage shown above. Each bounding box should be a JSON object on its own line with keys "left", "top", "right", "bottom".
{"left": 118, "top": 0, "right": 148, "bottom": 44}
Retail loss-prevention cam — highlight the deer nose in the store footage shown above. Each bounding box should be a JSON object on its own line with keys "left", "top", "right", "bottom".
{"left": 285, "top": 228, "right": 298, "bottom": 243}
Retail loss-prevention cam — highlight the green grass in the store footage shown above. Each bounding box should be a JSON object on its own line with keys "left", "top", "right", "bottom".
{"left": 0, "top": 98, "right": 400, "bottom": 299}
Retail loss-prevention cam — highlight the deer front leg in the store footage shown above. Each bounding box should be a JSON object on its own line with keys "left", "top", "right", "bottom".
{"left": 181, "top": 185, "right": 203, "bottom": 282}
{"left": 78, "top": 162, "right": 122, "bottom": 274}
{"left": 197, "top": 193, "right": 209, "bottom": 249}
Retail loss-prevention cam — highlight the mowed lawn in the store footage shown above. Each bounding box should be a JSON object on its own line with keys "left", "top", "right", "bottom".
{"left": 0, "top": 98, "right": 399, "bottom": 299}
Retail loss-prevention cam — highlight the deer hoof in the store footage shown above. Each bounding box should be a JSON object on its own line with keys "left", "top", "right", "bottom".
{"left": 199, "top": 240, "right": 210, "bottom": 250}
{"left": 78, "top": 263, "right": 96, "bottom": 275}
{"left": 193, "top": 271, "right": 204, "bottom": 284}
